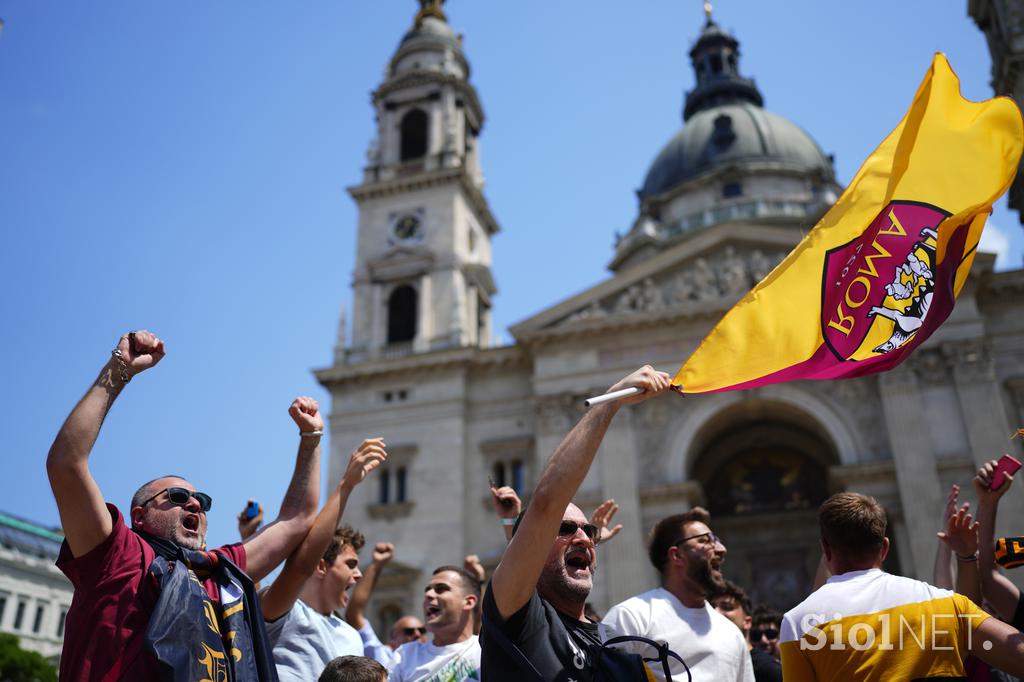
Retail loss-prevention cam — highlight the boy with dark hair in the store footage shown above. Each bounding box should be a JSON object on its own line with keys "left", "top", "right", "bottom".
{"left": 263, "top": 438, "right": 387, "bottom": 682}
{"left": 749, "top": 606, "right": 782, "bottom": 661}
{"left": 709, "top": 581, "right": 782, "bottom": 682}
{"left": 780, "top": 492, "right": 1024, "bottom": 680}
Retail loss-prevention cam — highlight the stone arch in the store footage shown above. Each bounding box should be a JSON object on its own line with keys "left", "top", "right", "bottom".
{"left": 664, "top": 384, "right": 861, "bottom": 482}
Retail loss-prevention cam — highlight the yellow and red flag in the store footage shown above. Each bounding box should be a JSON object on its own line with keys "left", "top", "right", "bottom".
{"left": 674, "top": 54, "right": 1023, "bottom": 393}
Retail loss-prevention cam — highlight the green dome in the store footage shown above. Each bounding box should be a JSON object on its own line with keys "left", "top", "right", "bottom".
{"left": 640, "top": 103, "right": 834, "bottom": 199}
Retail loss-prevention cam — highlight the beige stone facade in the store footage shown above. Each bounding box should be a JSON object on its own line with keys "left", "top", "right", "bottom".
{"left": 317, "top": 4, "right": 1024, "bottom": 635}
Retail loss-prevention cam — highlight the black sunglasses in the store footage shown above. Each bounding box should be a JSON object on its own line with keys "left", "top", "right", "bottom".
{"left": 402, "top": 627, "right": 427, "bottom": 636}
{"left": 558, "top": 521, "right": 600, "bottom": 542}
{"left": 750, "top": 626, "right": 779, "bottom": 642}
{"left": 140, "top": 486, "right": 213, "bottom": 512}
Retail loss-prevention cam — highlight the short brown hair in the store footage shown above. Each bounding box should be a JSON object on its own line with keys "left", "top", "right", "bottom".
{"left": 647, "top": 507, "right": 712, "bottom": 574}
{"left": 318, "top": 655, "right": 386, "bottom": 682}
{"left": 818, "top": 492, "right": 887, "bottom": 562}
{"left": 431, "top": 565, "right": 482, "bottom": 598}
{"left": 323, "top": 525, "right": 365, "bottom": 567}
{"left": 709, "top": 579, "right": 751, "bottom": 616}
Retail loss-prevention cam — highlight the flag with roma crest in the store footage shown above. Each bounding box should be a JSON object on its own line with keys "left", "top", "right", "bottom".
{"left": 674, "top": 54, "right": 1023, "bottom": 394}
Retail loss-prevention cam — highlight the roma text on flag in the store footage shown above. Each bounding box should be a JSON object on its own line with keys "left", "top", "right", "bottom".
{"left": 674, "top": 54, "right": 1023, "bottom": 394}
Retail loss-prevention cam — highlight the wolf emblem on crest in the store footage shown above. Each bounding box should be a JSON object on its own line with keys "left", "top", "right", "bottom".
{"left": 866, "top": 227, "right": 938, "bottom": 354}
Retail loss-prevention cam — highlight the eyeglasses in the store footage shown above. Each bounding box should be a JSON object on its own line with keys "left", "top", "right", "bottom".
{"left": 750, "top": 626, "right": 779, "bottom": 642}
{"left": 401, "top": 627, "right": 427, "bottom": 636}
{"left": 673, "top": 531, "right": 722, "bottom": 548}
{"left": 558, "top": 521, "right": 600, "bottom": 542}
{"left": 140, "top": 487, "right": 213, "bottom": 512}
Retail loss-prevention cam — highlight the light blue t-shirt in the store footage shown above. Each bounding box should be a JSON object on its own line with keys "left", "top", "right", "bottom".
{"left": 265, "top": 599, "right": 363, "bottom": 682}
{"left": 359, "top": 620, "right": 398, "bottom": 669}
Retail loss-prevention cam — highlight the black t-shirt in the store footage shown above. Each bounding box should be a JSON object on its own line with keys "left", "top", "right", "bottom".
{"left": 481, "top": 584, "right": 615, "bottom": 682}
{"left": 749, "top": 647, "right": 782, "bottom": 682}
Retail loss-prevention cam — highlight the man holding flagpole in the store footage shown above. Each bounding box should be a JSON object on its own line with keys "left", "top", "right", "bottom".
{"left": 480, "top": 365, "right": 675, "bottom": 681}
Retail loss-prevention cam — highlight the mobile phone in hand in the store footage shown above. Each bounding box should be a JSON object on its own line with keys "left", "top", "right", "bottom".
{"left": 245, "top": 500, "right": 260, "bottom": 519}
{"left": 990, "top": 454, "right": 1022, "bottom": 491}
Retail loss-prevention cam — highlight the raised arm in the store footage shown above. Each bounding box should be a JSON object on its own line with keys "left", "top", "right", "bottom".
{"left": 345, "top": 542, "right": 394, "bottom": 630}
{"left": 971, "top": 616, "right": 1024, "bottom": 677}
{"left": 973, "top": 460, "right": 1020, "bottom": 621}
{"left": 932, "top": 484, "right": 959, "bottom": 590}
{"left": 243, "top": 397, "right": 326, "bottom": 582}
{"left": 261, "top": 437, "right": 386, "bottom": 620}
{"left": 490, "top": 366, "right": 671, "bottom": 619}
{"left": 46, "top": 331, "right": 165, "bottom": 557}
{"left": 936, "top": 502, "right": 981, "bottom": 605}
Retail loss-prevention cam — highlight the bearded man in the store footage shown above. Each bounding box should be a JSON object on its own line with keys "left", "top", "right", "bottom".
{"left": 480, "top": 366, "right": 674, "bottom": 681}
{"left": 603, "top": 507, "right": 754, "bottom": 682}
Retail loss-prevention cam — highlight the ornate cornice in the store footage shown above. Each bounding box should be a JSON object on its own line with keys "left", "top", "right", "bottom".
{"left": 315, "top": 343, "right": 528, "bottom": 387}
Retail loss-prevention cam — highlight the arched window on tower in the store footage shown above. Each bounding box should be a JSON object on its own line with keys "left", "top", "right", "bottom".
{"left": 387, "top": 285, "right": 417, "bottom": 344}
{"left": 400, "top": 109, "right": 429, "bottom": 161}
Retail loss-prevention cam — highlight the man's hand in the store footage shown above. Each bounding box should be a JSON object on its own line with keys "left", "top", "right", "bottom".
{"left": 604, "top": 365, "right": 672, "bottom": 406}
{"left": 372, "top": 542, "right": 395, "bottom": 566}
{"left": 237, "top": 500, "right": 264, "bottom": 540}
{"left": 341, "top": 438, "right": 387, "bottom": 490}
{"left": 289, "top": 396, "right": 324, "bottom": 433}
{"left": 490, "top": 485, "right": 522, "bottom": 520}
{"left": 974, "top": 459, "right": 1015, "bottom": 505}
{"left": 591, "top": 499, "right": 623, "bottom": 544}
{"left": 464, "top": 554, "right": 486, "bottom": 583}
{"left": 116, "top": 330, "right": 166, "bottom": 378}
{"left": 937, "top": 502, "right": 980, "bottom": 557}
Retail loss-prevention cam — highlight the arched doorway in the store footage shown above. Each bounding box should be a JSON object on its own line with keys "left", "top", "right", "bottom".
{"left": 690, "top": 407, "right": 836, "bottom": 611}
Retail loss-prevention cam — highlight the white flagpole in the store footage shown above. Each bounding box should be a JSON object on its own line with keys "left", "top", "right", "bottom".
{"left": 583, "top": 387, "right": 643, "bottom": 407}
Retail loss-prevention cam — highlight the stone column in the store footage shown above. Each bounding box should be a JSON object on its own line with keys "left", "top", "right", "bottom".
{"left": 597, "top": 405, "right": 647, "bottom": 606}
{"left": 878, "top": 366, "right": 943, "bottom": 580}
{"left": 945, "top": 341, "right": 1024, "bottom": 567}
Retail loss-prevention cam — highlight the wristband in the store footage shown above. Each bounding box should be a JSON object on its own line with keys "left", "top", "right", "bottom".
{"left": 500, "top": 518, "right": 516, "bottom": 527}
{"left": 956, "top": 551, "right": 979, "bottom": 562}
{"left": 300, "top": 430, "right": 324, "bottom": 438}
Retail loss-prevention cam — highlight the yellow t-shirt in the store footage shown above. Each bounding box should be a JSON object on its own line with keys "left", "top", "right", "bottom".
{"left": 780, "top": 569, "right": 989, "bottom": 681}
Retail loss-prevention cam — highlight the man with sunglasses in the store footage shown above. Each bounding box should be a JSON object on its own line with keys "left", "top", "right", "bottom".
{"left": 604, "top": 507, "right": 754, "bottom": 681}
{"left": 481, "top": 365, "right": 673, "bottom": 681}
{"left": 47, "top": 331, "right": 325, "bottom": 682}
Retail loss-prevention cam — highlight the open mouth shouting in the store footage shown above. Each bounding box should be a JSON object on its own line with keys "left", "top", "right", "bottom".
{"left": 182, "top": 513, "right": 201, "bottom": 534}
{"left": 424, "top": 602, "right": 443, "bottom": 622}
{"left": 565, "top": 548, "right": 594, "bottom": 578}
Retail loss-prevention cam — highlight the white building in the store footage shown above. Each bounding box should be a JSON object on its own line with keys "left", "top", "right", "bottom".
{"left": 0, "top": 511, "right": 73, "bottom": 662}
{"left": 317, "top": 0, "right": 1024, "bottom": 633}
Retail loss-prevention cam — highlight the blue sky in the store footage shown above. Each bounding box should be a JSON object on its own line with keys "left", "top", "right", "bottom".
{"left": 1, "top": 1, "right": 1020, "bottom": 550}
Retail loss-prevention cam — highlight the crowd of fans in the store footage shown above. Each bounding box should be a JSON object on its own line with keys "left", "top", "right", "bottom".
{"left": 46, "top": 332, "right": 1024, "bottom": 681}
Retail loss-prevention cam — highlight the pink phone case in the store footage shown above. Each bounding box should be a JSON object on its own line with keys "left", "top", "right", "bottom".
{"left": 990, "top": 454, "right": 1022, "bottom": 490}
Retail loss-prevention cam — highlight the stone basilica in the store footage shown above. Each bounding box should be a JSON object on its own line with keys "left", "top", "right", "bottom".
{"left": 316, "top": 1, "right": 1024, "bottom": 631}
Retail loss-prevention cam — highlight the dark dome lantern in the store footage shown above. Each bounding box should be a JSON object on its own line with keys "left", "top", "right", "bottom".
{"left": 684, "top": 19, "right": 763, "bottom": 121}
{"left": 637, "top": 17, "right": 835, "bottom": 201}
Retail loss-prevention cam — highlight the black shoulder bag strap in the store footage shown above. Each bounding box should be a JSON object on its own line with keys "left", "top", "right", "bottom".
{"left": 483, "top": 624, "right": 547, "bottom": 682}
{"left": 596, "top": 634, "right": 691, "bottom": 682}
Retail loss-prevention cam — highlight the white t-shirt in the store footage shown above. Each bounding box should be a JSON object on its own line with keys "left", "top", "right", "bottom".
{"left": 603, "top": 587, "right": 754, "bottom": 682}
{"left": 264, "top": 599, "right": 364, "bottom": 682}
{"left": 390, "top": 635, "right": 481, "bottom": 682}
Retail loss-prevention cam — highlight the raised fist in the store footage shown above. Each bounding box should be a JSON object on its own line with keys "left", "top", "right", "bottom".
{"left": 115, "top": 330, "right": 166, "bottom": 377}
{"left": 372, "top": 542, "right": 394, "bottom": 565}
{"left": 289, "top": 396, "right": 324, "bottom": 433}
{"left": 463, "top": 554, "right": 486, "bottom": 583}
{"left": 341, "top": 437, "right": 387, "bottom": 489}
{"left": 490, "top": 485, "right": 522, "bottom": 520}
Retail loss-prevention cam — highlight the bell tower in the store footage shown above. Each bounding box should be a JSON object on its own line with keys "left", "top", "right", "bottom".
{"left": 345, "top": 0, "right": 500, "bottom": 362}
